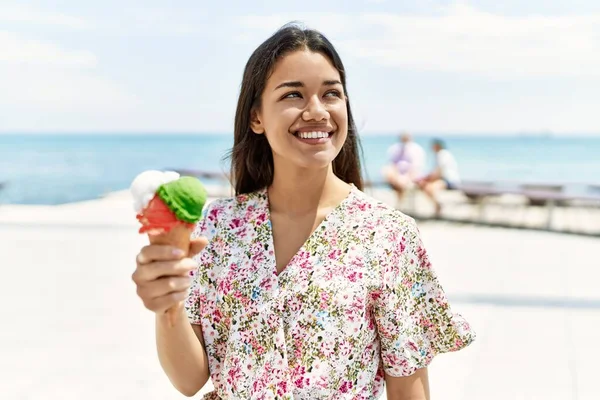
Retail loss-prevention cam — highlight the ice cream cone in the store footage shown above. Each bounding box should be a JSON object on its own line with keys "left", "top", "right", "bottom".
{"left": 130, "top": 170, "right": 207, "bottom": 328}
{"left": 148, "top": 224, "right": 193, "bottom": 327}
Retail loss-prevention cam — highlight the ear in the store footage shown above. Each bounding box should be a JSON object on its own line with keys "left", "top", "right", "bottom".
{"left": 250, "top": 109, "right": 265, "bottom": 134}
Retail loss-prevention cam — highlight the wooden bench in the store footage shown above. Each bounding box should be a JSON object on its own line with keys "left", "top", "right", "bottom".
{"left": 167, "top": 171, "right": 600, "bottom": 231}
{"left": 452, "top": 182, "right": 600, "bottom": 229}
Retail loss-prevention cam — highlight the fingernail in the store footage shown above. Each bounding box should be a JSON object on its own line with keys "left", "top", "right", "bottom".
{"left": 172, "top": 249, "right": 185, "bottom": 257}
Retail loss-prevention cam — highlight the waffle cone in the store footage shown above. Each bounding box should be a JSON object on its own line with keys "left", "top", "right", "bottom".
{"left": 147, "top": 223, "right": 192, "bottom": 251}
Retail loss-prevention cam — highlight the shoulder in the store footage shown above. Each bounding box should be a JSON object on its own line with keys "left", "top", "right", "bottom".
{"left": 207, "top": 189, "right": 267, "bottom": 220}
{"left": 351, "top": 189, "right": 419, "bottom": 238}
{"left": 437, "top": 150, "right": 449, "bottom": 161}
{"left": 193, "top": 189, "right": 268, "bottom": 237}
{"left": 439, "top": 149, "right": 454, "bottom": 158}
{"left": 387, "top": 143, "right": 401, "bottom": 153}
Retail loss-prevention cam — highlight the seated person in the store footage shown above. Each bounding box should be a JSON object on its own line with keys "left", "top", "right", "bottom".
{"left": 381, "top": 132, "right": 426, "bottom": 199}
{"left": 417, "top": 139, "right": 461, "bottom": 216}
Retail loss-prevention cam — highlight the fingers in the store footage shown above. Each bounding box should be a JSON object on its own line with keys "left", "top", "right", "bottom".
{"left": 140, "top": 287, "right": 188, "bottom": 314}
{"left": 136, "top": 244, "right": 187, "bottom": 265}
{"left": 189, "top": 236, "right": 208, "bottom": 257}
{"left": 136, "top": 275, "right": 191, "bottom": 299}
{"left": 133, "top": 237, "right": 208, "bottom": 315}
{"left": 136, "top": 276, "right": 192, "bottom": 313}
{"left": 132, "top": 257, "right": 197, "bottom": 284}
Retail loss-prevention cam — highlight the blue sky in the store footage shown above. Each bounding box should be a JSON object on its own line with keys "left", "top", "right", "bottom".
{"left": 1, "top": 0, "right": 599, "bottom": 135}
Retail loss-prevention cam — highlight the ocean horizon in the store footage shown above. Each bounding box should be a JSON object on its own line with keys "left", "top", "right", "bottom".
{"left": 2, "top": 133, "right": 600, "bottom": 205}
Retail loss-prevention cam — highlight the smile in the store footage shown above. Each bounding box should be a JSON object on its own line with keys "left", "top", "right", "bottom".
{"left": 294, "top": 131, "right": 333, "bottom": 139}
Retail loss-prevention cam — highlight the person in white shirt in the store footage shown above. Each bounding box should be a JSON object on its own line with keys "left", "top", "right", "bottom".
{"left": 381, "top": 132, "right": 426, "bottom": 199}
{"left": 417, "top": 139, "right": 461, "bottom": 216}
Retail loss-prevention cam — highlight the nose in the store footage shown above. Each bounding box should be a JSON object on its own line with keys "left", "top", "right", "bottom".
{"left": 302, "top": 95, "right": 330, "bottom": 121}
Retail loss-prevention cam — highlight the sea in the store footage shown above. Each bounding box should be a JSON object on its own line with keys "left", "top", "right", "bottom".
{"left": 1, "top": 133, "right": 599, "bottom": 205}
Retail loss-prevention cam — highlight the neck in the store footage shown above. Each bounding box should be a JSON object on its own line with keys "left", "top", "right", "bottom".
{"left": 268, "top": 164, "right": 349, "bottom": 215}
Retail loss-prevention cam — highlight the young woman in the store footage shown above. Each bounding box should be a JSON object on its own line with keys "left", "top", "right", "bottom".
{"left": 132, "top": 24, "right": 475, "bottom": 400}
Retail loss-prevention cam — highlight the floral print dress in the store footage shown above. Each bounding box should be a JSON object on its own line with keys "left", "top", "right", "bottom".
{"left": 185, "top": 185, "right": 475, "bottom": 399}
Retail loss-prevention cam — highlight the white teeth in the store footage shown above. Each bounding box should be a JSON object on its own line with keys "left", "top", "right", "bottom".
{"left": 297, "top": 131, "right": 330, "bottom": 139}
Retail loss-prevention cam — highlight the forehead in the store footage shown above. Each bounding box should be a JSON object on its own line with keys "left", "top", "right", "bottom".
{"left": 267, "top": 49, "right": 341, "bottom": 86}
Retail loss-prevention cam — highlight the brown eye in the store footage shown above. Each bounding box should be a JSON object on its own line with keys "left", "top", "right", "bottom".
{"left": 282, "top": 92, "right": 302, "bottom": 100}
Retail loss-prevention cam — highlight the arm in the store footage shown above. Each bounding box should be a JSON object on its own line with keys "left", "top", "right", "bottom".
{"left": 385, "top": 368, "right": 430, "bottom": 400}
{"left": 156, "top": 308, "right": 210, "bottom": 397}
{"left": 152, "top": 237, "right": 212, "bottom": 396}
{"left": 416, "top": 169, "right": 440, "bottom": 187}
{"left": 136, "top": 202, "right": 220, "bottom": 397}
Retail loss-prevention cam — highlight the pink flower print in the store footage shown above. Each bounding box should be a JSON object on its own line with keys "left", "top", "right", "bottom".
{"left": 217, "top": 277, "right": 232, "bottom": 295}
{"left": 327, "top": 249, "right": 342, "bottom": 260}
{"left": 227, "top": 362, "right": 243, "bottom": 390}
{"left": 420, "top": 317, "right": 433, "bottom": 329}
{"left": 323, "top": 270, "right": 335, "bottom": 281}
{"left": 259, "top": 276, "right": 274, "bottom": 291}
{"left": 339, "top": 380, "right": 353, "bottom": 393}
{"left": 240, "top": 329, "right": 253, "bottom": 342}
{"left": 406, "top": 340, "right": 419, "bottom": 353}
{"left": 319, "top": 291, "right": 331, "bottom": 309}
{"left": 397, "top": 240, "right": 406, "bottom": 254}
{"left": 321, "top": 340, "right": 335, "bottom": 357}
{"left": 339, "top": 340, "right": 352, "bottom": 356}
{"left": 213, "top": 308, "right": 223, "bottom": 323}
{"left": 369, "top": 289, "right": 382, "bottom": 303}
{"left": 276, "top": 380, "right": 289, "bottom": 397}
{"left": 229, "top": 217, "right": 243, "bottom": 229}
{"left": 253, "top": 377, "right": 266, "bottom": 393}
{"left": 256, "top": 211, "right": 267, "bottom": 224}
{"left": 267, "top": 313, "right": 279, "bottom": 329}
{"left": 294, "top": 377, "right": 306, "bottom": 389}
{"left": 382, "top": 352, "right": 402, "bottom": 369}
{"left": 350, "top": 296, "right": 364, "bottom": 313}
{"left": 213, "top": 237, "right": 227, "bottom": 254}
{"left": 417, "top": 247, "right": 431, "bottom": 269}
{"left": 287, "top": 296, "right": 302, "bottom": 312}
{"left": 208, "top": 206, "right": 220, "bottom": 220}
{"left": 454, "top": 338, "right": 464, "bottom": 350}
{"left": 292, "top": 364, "right": 306, "bottom": 379}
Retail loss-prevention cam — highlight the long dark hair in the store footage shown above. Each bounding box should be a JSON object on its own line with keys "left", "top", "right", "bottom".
{"left": 228, "top": 23, "right": 364, "bottom": 195}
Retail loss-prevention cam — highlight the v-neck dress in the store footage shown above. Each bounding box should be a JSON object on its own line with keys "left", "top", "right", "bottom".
{"left": 185, "top": 186, "right": 475, "bottom": 399}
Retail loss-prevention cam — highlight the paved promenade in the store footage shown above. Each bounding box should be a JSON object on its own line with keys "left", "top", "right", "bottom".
{"left": 1, "top": 190, "right": 598, "bottom": 399}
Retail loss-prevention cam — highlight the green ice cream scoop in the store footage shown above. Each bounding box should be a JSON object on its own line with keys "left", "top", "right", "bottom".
{"left": 156, "top": 176, "right": 207, "bottom": 223}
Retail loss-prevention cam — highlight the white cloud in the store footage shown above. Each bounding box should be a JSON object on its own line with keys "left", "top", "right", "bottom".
{"left": 0, "top": 31, "right": 97, "bottom": 67}
{"left": 0, "top": 29, "right": 137, "bottom": 115}
{"left": 237, "top": 4, "right": 600, "bottom": 78}
{"left": 0, "top": 65, "right": 140, "bottom": 112}
{"left": 235, "top": 13, "right": 353, "bottom": 38}
{"left": 0, "top": 4, "right": 88, "bottom": 29}
{"left": 346, "top": 4, "right": 600, "bottom": 77}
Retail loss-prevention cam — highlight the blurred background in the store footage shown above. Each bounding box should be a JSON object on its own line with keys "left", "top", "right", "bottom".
{"left": 1, "top": 1, "right": 599, "bottom": 399}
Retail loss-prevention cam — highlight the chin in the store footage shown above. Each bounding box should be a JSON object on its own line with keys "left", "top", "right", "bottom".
{"left": 296, "top": 153, "right": 339, "bottom": 170}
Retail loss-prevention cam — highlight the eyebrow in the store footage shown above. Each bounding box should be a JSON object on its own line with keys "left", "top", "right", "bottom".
{"left": 274, "top": 79, "right": 342, "bottom": 91}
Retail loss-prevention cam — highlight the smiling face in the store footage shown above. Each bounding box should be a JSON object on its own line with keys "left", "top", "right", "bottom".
{"left": 250, "top": 49, "right": 348, "bottom": 173}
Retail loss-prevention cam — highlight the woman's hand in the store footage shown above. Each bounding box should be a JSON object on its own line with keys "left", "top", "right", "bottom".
{"left": 132, "top": 237, "right": 208, "bottom": 315}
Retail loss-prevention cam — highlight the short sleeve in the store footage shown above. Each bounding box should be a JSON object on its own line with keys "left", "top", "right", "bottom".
{"left": 387, "top": 143, "right": 401, "bottom": 162}
{"left": 185, "top": 199, "right": 221, "bottom": 324}
{"left": 374, "top": 218, "right": 475, "bottom": 377}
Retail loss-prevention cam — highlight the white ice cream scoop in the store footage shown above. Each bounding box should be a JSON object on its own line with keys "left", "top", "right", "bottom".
{"left": 130, "top": 170, "right": 180, "bottom": 213}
